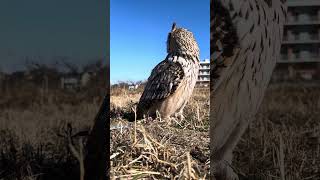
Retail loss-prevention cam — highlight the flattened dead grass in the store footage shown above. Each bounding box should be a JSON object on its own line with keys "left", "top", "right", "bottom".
{"left": 110, "top": 88, "right": 210, "bottom": 179}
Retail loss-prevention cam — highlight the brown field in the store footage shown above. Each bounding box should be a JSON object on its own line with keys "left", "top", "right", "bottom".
{"left": 110, "top": 84, "right": 320, "bottom": 179}
{"left": 235, "top": 84, "right": 320, "bottom": 180}
{"left": 0, "top": 88, "right": 104, "bottom": 180}
{"left": 110, "top": 87, "right": 210, "bottom": 179}
{"left": 0, "top": 84, "right": 319, "bottom": 179}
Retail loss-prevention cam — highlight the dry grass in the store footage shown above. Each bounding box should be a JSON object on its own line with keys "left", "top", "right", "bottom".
{"left": 110, "top": 87, "right": 210, "bottom": 179}
{"left": 0, "top": 88, "right": 102, "bottom": 180}
{"left": 234, "top": 84, "right": 320, "bottom": 180}
{"left": 110, "top": 84, "right": 320, "bottom": 180}
{"left": 0, "top": 84, "right": 319, "bottom": 179}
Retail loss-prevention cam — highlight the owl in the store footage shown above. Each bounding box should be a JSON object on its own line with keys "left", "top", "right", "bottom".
{"left": 136, "top": 23, "right": 200, "bottom": 120}
{"left": 211, "top": 0, "right": 287, "bottom": 179}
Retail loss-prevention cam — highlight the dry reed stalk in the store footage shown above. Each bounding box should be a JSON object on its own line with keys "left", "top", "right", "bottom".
{"left": 278, "top": 134, "right": 285, "bottom": 180}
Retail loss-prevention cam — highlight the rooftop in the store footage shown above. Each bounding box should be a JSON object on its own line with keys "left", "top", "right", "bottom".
{"left": 200, "top": 59, "right": 210, "bottom": 64}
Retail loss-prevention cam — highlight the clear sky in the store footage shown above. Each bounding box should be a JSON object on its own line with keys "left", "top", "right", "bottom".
{"left": 0, "top": 0, "right": 107, "bottom": 73}
{"left": 110, "top": 0, "right": 210, "bottom": 84}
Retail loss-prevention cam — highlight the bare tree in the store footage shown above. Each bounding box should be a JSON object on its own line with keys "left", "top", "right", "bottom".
{"left": 83, "top": 59, "right": 104, "bottom": 73}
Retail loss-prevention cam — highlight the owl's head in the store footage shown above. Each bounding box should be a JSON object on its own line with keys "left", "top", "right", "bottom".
{"left": 167, "top": 23, "right": 200, "bottom": 60}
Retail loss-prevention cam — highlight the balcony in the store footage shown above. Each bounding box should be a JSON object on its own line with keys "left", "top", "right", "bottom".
{"left": 278, "top": 58, "right": 320, "bottom": 63}
{"left": 286, "top": 7, "right": 320, "bottom": 25}
{"left": 286, "top": 14, "right": 320, "bottom": 25}
{"left": 199, "top": 66, "right": 210, "bottom": 70}
{"left": 197, "top": 79, "right": 210, "bottom": 82}
{"left": 282, "top": 39, "right": 320, "bottom": 44}
{"left": 286, "top": 19, "right": 320, "bottom": 26}
{"left": 198, "top": 74, "right": 210, "bottom": 77}
{"left": 199, "top": 71, "right": 209, "bottom": 75}
{"left": 283, "top": 32, "right": 320, "bottom": 44}
{"left": 279, "top": 52, "right": 320, "bottom": 63}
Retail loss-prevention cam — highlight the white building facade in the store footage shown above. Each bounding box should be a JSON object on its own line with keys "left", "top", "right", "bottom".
{"left": 197, "top": 59, "right": 210, "bottom": 87}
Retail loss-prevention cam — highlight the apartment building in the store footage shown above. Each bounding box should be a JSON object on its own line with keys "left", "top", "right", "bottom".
{"left": 197, "top": 59, "right": 210, "bottom": 87}
{"left": 196, "top": 1, "right": 320, "bottom": 84}
{"left": 272, "top": 0, "right": 320, "bottom": 81}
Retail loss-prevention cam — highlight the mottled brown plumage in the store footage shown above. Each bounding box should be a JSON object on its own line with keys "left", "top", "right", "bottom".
{"left": 211, "top": 0, "right": 287, "bottom": 179}
{"left": 136, "top": 23, "right": 200, "bottom": 120}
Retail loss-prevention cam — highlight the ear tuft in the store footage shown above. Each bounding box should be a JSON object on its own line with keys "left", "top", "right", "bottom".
{"left": 171, "top": 22, "right": 177, "bottom": 31}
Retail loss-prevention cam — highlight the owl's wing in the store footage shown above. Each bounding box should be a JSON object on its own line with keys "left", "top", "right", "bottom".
{"left": 138, "top": 59, "right": 184, "bottom": 109}
{"left": 211, "top": 0, "right": 241, "bottom": 90}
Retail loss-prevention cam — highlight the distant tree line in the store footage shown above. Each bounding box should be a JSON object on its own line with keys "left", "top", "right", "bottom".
{"left": 0, "top": 56, "right": 108, "bottom": 94}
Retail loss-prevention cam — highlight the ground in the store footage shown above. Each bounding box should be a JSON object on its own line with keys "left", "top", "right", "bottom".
{"left": 110, "top": 87, "right": 210, "bottom": 179}
{"left": 0, "top": 84, "right": 319, "bottom": 179}
{"left": 110, "top": 84, "right": 320, "bottom": 179}
{"left": 0, "top": 89, "right": 103, "bottom": 180}
{"left": 234, "top": 84, "right": 320, "bottom": 180}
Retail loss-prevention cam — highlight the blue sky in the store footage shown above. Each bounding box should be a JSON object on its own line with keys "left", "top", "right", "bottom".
{"left": 110, "top": 0, "right": 210, "bottom": 84}
{"left": 0, "top": 0, "right": 107, "bottom": 72}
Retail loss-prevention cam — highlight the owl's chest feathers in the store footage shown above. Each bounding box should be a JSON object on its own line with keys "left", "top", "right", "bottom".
{"left": 220, "top": 20, "right": 284, "bottom": 117}
{"left": 229, "top": 0, "right": 285, "bottom": 89}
